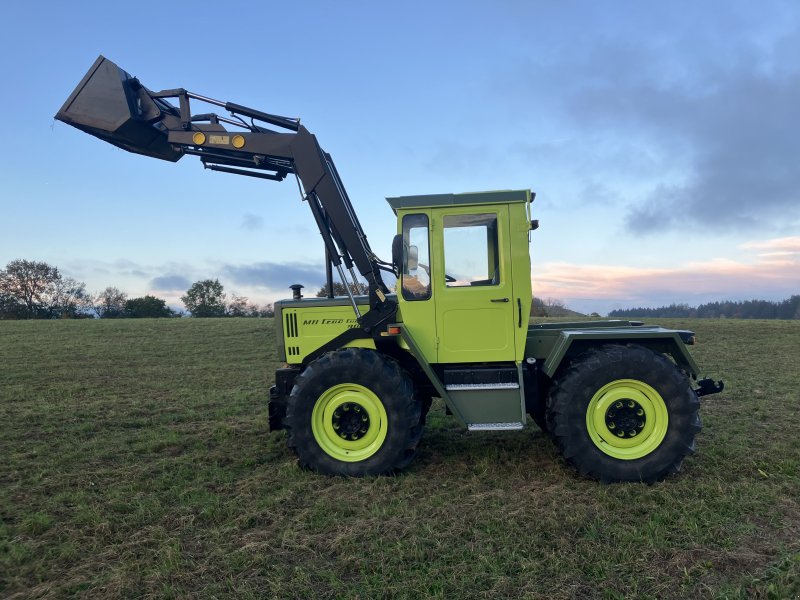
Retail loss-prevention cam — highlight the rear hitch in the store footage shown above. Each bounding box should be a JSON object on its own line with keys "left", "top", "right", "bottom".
{"left": 694, "top": 378, "right": 724, "bottom": 397}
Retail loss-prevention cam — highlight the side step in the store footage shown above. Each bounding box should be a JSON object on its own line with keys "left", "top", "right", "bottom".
{"left": 445, "top": 382, "right": 519, "bottom": 391}
{"left": 468, "top": 422, "right": 525, "bottom": 431}
{"left": 443, "top": 366, "right": 518, "bottom": 388}
{"left": 441, "top": 365, "right": 526, "bottom": 426}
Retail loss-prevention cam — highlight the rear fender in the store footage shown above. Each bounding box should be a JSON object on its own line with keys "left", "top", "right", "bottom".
{"left": 541, "top": 329, "right": 700, "bottom": 379}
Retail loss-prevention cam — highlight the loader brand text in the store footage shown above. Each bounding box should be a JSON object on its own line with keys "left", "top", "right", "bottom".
{"left": 303, "top": 319, "right": 358, "bottom": 325}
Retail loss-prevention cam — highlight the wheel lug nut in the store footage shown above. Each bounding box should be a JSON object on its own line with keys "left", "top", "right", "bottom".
{"left": 628, "top": 401, "right": 635, "bottom": 408}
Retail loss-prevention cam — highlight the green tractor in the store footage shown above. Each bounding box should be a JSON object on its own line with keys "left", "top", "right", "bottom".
{"left": 57, "top": 56, "right": 723, "bottom": 483}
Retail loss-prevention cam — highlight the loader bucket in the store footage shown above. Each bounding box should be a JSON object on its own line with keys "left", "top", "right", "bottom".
{"left": 55, "top": 56, "right": 183, "bottom": 162}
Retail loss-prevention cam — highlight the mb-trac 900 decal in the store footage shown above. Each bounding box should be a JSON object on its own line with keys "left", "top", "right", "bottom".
{"left": 303, "top": 318, "right": 359, "bottom": 327}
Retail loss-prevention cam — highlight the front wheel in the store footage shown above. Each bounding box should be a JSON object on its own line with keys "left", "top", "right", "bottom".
{"left": 546, "top": 344, "right": 701, "bottom": 483}
{"left": 285, "top": 348, "right": 423, "bottom": 476}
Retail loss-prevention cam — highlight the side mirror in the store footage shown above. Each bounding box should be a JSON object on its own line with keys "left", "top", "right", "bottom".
{"left": 391, "top": 234, "right": 403, "bottom": 273}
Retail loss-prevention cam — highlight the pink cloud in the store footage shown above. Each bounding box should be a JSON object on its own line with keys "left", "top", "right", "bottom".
{"left": 740, "top": 237, "right": 800, "bottom": 252}
{"left": 532, "top": 237, "right": 800, "bottom": 313}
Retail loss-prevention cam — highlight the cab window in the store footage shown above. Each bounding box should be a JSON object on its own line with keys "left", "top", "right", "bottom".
{"left": 443, "top": 213, "right": 500, "bottom": 287}
{"left": 401, "top": 214, "right": 431, "bottom": 300}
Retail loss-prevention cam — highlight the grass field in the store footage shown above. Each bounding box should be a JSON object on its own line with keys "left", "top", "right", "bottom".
{"left": 1, "top": 317, "right": 799, "bottom": 598}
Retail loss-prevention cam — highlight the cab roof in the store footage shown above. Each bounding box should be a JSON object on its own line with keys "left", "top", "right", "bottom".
{"left": 386, "top": 189, "right": 531, "bottom": 212}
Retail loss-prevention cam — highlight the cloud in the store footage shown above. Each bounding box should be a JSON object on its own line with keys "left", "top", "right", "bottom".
{"left": 533, "top": 236, "right": 800, "bottom": 314}
{"left": 149, "top": 274, "right": 191, "bottom": 291}
{"left": 241, "top": 213, "right": 264, "bottom": 231}
{"left": 496, "top": 25, "right": 800, "bottom": 236}
{"left": 222, "top": 262, "right": 326, "bottom": 291}
{"left": 740, "top": 236, "right": 800, "bottom": 252}
{"left": 564, "top": 33, "right": 800, "bottom": 234}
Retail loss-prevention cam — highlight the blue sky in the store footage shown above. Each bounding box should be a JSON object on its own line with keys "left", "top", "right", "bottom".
{"left": 1, "top": 1, "right": 798, "bottom": 314}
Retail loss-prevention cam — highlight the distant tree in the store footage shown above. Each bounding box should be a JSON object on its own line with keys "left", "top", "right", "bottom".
{"left": 47, "top": 277, "right": 90, "bottom": 319}
{"left": 258, "top": 303, "right": 275, "bottom": 318}
{"left": 316, "top": 281, "right": 369, "bottom": 298}
{"left": 124, "top": 295, "right": 174, "bottom": 318}
{"left": 543, "top": 297, "right": 569, "bottom": 317}
{"left": 92, "top": 287, "right": 128, "bottom": 318}
{"left": 781, "top": 295, "right": 800, "bottom": 319}
{"left": 610, "top": 304, "right": 693, "bottom": 318}
{"left": 609, "top": 296, "right": 800, "bottom": 320}
{"left": 529, "top": 297, "right": 572, "bottom": 317}
{"left": 0, "top": 292, "right": 25, "bottom": 319}
{"left": 182, "top": 279, "right": 227, "bottom": 317}
{"left": 530, "top": 296, "right": 548, "bottom": 317}
{"left": 226, "top": 294, "right": 275, "bottom": 317}
{"left": 0, "top": 259, "right": 89, "bottom": 319}
{"left": 227, "top": 294, "right": 252, "bottom": 317}
{"left": 0, "top": 259, "right": 61, "bottom": 318}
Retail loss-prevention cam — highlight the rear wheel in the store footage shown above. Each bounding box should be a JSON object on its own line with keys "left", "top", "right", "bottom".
{"left": 546, "top": 344, "right": 701, "bottom": 483}
{"left": 285, "top": 348, "right": 423, "bottom": 476}
{"left": 530, "top": 403, "right": 549, "bottom": 434}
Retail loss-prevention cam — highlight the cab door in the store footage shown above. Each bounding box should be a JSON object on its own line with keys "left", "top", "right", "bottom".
{"left": 432, "top": 205, "right": 517, "bottom": 363}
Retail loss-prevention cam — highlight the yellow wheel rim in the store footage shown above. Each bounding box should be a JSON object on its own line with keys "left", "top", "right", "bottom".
{"left": 585, "top": 379, "right": 669, "bottom": 460}
{"left": 311, "top": 383, "right": 388, "bottom": 462}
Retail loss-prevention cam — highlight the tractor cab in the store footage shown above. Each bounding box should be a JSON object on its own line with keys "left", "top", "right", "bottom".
{"left": 388, "top": 190, "right": 535, "bottom": 365}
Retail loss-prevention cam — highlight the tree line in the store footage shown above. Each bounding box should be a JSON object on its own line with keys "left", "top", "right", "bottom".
{"left": 0, "top": 259, "right": 274, "bottom": 320}
{"left": 609, "top": 295, "right": 800, "bottom": 319}
{"left": 2, "top": 258, "right": 579, "bottom": 320}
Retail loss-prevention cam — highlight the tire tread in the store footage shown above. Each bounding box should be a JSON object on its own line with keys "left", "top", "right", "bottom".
{"left": 285, "top": 348, "right": 422, "bottom": 476}
{"left": 546, "top": 344, "right": 701, "bottom": 483}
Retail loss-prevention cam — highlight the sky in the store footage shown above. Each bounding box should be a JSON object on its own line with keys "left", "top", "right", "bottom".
{"left": 1, "top": 1, "right": 798, "bottom": 315}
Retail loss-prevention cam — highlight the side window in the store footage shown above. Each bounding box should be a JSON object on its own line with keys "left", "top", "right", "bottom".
{"left": 401, "top": 214, "right": 431, "bottom": 301}
{"left": 443, "top": 213, "right": 500, "bottom": 287}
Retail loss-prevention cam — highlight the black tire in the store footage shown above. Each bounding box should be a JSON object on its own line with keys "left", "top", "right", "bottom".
{"left": 530, "top": 402, "right": 549, "bottom": 434}
{"left": 546, "top": 344, "right": 701, "bottom": 483}
{"left": 285, "top": 348, "right": 423, "bottom": 476}
{"left": 418, "top": 393, "right": 433, "bottom": 426}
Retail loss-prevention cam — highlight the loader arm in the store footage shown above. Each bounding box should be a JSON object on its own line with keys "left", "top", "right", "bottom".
{"left": 55, "top": 55, "right": 396, "bottom": 331}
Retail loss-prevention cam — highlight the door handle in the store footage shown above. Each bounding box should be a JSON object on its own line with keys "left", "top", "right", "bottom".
{"left": 518, "top": 298, "right": 522, "bottom": 327}
{"left": 491, "top": 297, "right": 509, "bottom": 303}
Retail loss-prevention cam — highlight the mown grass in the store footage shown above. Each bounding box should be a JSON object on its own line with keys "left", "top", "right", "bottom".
{"left": 1, "top": 317, "right": 798, "bottom": 598}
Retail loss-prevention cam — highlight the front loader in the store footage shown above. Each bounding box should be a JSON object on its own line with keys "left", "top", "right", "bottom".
{"left": 57, "top": 56, "right": 723, "bottom": 483}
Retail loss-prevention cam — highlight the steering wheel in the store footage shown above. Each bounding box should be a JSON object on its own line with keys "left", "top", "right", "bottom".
{"left": 419, "top": 262, "right": 456, "bottom": 283}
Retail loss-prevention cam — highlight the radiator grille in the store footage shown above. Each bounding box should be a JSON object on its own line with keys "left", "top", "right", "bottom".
{"left": 284, "top": 312, "right": 298, "bottom": 338}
